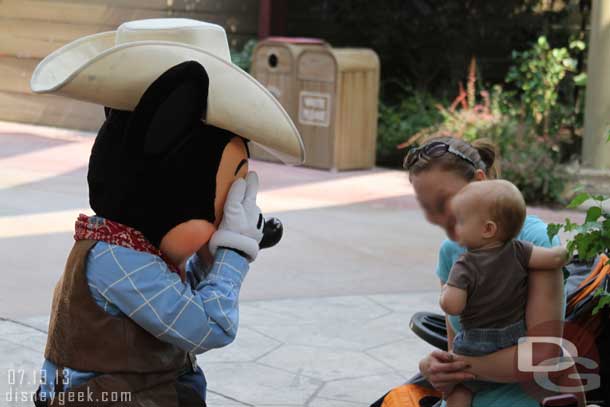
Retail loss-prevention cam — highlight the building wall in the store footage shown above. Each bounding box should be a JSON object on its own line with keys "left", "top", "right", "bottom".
{"left": 0, "top": 0, "right": 259, "bottom": 131}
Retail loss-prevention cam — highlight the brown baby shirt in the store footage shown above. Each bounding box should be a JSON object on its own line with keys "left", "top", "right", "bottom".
{"left": 447, "top": 240, "right": 534, "bottom": 330}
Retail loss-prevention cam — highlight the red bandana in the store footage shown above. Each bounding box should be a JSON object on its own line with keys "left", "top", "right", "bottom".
{"left": 74, "top": 214, "right": 185, "bottom": 281}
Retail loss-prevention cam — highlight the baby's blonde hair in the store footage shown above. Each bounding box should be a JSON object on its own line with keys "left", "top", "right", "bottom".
{"left": 456, "top": 180, "right": 526, "bottom": 242}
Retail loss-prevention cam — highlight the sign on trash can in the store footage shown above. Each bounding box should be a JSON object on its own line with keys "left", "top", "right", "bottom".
{"left": 299, "top": 91, "right": 331, "bottom": 127}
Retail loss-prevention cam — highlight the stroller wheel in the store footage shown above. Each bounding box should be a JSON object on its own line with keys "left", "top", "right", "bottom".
{"left": 409, "top": 312, "right": 448, "bottom": 351}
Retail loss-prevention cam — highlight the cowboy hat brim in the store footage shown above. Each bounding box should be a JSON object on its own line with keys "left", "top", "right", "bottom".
{"left": 30, "top": 31, "right": 305, "bottom": 165}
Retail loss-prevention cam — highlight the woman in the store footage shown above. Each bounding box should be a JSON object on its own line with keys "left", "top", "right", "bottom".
{"left": 406, "top": 136, "right": 565, "bottom": 406}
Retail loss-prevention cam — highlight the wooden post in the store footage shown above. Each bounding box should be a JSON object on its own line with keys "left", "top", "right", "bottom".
{"left": 582, "top": 0, "right": 610, "bottom": 169}
{"left": 258, "top": 0, "right": 272, "bottom": 38}
{"left": 258, "top": 0, "right": 286, "bottom": 38}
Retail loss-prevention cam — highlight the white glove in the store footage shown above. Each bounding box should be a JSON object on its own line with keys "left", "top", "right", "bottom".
{"left": 209, "top": 172, "right": 264, "bottom": 261}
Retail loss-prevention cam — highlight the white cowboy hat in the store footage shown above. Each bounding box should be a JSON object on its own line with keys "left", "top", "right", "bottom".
{"left": 30, "top": 18, "right": 304, "bottom": 164}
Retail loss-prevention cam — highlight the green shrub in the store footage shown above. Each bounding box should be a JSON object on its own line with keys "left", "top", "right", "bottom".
{"left": 230, "top": 39, "right": 257, "bottom": 72}
{"left": 548, "top": 192, "right": 610, "bottom": 315}
{"left": 377, "top": 91, "right": 442, "bottom": 167}
{"left": 506, "top": 36, "right": 586, "bottom": 136}
{"left": 398, "top": 58, "right": 568, "bottom": 205}
{"left": 497, "top": 129, "right": 567, "bottom": 205}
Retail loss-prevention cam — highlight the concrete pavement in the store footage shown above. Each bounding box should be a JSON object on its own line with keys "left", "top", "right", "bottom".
{"left": 1, "top": 293, "right": 441, "bottom": 407}
{"left": 0, "top": 121, "right": 584, "bottom": 406}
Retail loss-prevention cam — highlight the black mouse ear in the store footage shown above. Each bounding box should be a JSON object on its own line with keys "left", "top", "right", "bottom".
{"left": 126, "top": 61, "right": 209, "bottom": 157}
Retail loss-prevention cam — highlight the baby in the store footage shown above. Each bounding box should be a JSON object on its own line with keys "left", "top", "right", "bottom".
{"left": 440, "top": 180, "right": 569, "bottom": 407}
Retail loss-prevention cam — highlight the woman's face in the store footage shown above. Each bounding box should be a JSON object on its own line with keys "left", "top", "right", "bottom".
{"left": 410, "top": 168, "right": 472, "bottom": 241}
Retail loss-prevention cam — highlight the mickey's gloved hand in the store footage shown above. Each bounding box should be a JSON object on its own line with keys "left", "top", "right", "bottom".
{"left": 209, "top": 172, "right": 264, "bottom": 262}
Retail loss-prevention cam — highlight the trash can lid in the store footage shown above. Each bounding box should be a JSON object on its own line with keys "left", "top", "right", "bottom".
{"left": 266, "top": 36, "right": 327, "bottom": 45}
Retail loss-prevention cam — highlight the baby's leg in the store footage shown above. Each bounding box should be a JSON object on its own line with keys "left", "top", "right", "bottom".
{"left": 445, "top": 384, "right": 473, "bottom": 407}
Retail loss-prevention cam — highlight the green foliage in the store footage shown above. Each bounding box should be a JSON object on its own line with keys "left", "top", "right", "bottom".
{"left": 498, "top": 129, "right": 567, "bottom": 205}
{"left": 434, "top": 105, "right": 504, "bottom": 143}
{"left": 428, "top": 86, "right": 515, "bottom": 144}
{"left": 548, "top": 193, "right": 610, "bottom": 261}
{"left": 230, "top": 39, "right": 257, "bottom": 72}
{"left": 593, "top": 286, "right": 610, "bottom": 315}
{"left": 506, "top": 36, "right": 586, "bottom": 135}
{"left": 422, "top": 61, "right": 510, "bottom": 144}
{"left": 397, "top": 58, "right": 568, "bottom": 205}
{"left": 573, "top": 72, "right": 587, "bottom": 87}
{"left": 299, "top": 0, "right": 576, "bottom": 97}
{"left": 377, "top": 91, "right": 442, "bottom": 167}
{"left": 548, "top": 192, "right": 610, "bottom": 315}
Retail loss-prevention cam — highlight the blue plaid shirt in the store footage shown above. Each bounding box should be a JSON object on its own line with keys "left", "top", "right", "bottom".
{"left": 39, "top": 232, "right": 249, "bottom": 401}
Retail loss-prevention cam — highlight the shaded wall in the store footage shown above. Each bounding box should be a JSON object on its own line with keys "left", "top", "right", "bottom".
{"left": 0, "top": 0, "right": 259, "bottom": 131}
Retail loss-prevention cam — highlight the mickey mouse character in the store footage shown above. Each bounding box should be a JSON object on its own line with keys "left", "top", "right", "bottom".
{"left": 30, "top": 19, "right": 304, "bottom": 407}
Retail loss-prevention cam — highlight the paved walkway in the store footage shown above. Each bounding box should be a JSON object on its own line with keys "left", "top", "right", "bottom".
{"left": 1, "top": 293, "right": 441, "bottom": 407}
{"left": 0, "top": 121, "right": 583, "bottom": 406}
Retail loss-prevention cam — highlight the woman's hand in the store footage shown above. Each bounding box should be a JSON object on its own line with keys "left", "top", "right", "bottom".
{"left": 419, "top": 350, "right": 476, "bottom": 394}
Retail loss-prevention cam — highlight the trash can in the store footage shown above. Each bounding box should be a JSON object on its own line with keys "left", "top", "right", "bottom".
{"left": 250, "top": 37, "right": 329, "bottom": 163}
{"left": 251, "top": 37, "right": 380, "bottom": 170}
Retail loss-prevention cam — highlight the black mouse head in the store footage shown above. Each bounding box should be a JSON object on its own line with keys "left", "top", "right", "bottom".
{"left": 87, "top": 61, "right": 250, "bottom": 247}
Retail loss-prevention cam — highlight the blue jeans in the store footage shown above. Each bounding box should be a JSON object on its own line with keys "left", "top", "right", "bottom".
{"left": 178, "top": 366, "right": 207, "bottom": 402}
{"left": 452, "top": 319, "right": 526, "bottom": 392}
{"left": 453, "top": 319, "right": 526, "bottom": 356}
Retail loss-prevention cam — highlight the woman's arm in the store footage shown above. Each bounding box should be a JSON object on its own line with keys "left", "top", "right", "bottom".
{"left": 419, "top": 351, "right": 475, "bottom": 395}
{"left": 455, "top": 268, "right": 564, "bottom": 382}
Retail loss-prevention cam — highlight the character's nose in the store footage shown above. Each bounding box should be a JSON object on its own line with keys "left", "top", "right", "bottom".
{"left": 259, "top": 217, "right": 283, "bottom": 249}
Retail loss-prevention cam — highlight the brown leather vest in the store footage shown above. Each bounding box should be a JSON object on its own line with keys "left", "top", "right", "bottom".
{"left": 42, "top": 240, "right": 201, "bottom": 407}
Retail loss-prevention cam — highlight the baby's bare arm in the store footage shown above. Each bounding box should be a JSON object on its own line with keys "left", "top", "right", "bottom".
{"left": 528, "top": 246, "right": 568, "bottom": 270}
{"left": 440, "top": 284, "right": 467, "bottom": 316}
